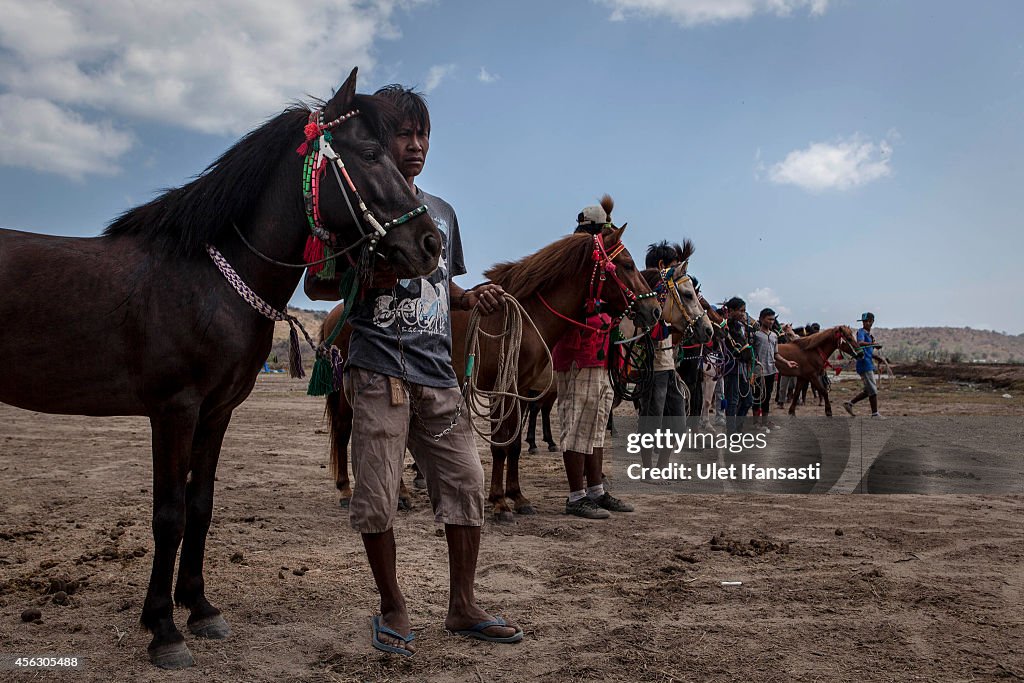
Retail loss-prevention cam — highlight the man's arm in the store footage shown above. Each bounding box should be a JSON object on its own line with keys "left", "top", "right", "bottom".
{"left": 449, "top": 281, "right": 505, "bottom": 315}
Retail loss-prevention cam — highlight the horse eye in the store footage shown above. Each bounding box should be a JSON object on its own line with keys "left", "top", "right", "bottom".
{"left": 362, "top": 149, "right": 378, "bottom": 161}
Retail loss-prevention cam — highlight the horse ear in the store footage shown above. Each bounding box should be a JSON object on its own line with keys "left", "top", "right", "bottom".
{"left": 325, "top": 67, "right": 359, "bottom": 120}
{"left": 609, "top": 226, "right": 625, "bottom": 244}
{"left": 680, "top": 259, "right": 689, "bottom": 274}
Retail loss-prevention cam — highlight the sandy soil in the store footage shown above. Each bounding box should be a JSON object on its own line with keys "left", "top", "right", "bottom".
{"left": 1, "top": 373, "right": 1022, "bottom": 682}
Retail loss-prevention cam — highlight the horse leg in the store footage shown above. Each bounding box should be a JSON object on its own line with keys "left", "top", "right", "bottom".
{"left": 811, "top": 374, "right": 833, "bottom": 417}
{"left": 789, "top": 379, "right": 807, "bottom": 416}
{"left": 507, "top": 449, "right": 534, "bottom": 515}
{"left": 411, "top": 462, "right": 426, "bottom": 489}
{"left": 142, "top": 409, "right": 198, "bottom": 669}
{"left": 488, "top": 445, "right": 513, "bottom": 524}
{"left": 328, "top": 391, "right": 354, "bottom": 509}
{"left": 175, "top": 412, "right": 231, "bottom": 641}
{"left": 398, "top": 477, "right": 412, "bottom": 511}
{"left": 525, "top": 395, "right": 540, "bottom": 454}
{"left": 542, "top": 402, "right": 557, "bottom": 451}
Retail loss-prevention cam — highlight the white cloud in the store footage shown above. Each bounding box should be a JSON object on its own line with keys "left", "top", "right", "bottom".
{"left": 765, "top": 135, "right": 894, "bottom": 192}
{"left": 747, "top": 287, "right": 791, "bottom": 317}
{"left": 0, "top": 95, "right": 135, "bottom": 180}
{"left": 424, "top": 64, "right": 456, "bottom": 93}
{"left": 0, "top": 0, "right": 419, "bottom": 177}
{"left": 597, "top": 0, "right": 829, "bottom": 27}
{"left": 478, "top": 66, "right": 500, "bottom": 84}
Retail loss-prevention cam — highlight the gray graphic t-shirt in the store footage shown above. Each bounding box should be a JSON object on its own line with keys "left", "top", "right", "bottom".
{"left": 347, "top": 189, "right": 466, "bottom": 388}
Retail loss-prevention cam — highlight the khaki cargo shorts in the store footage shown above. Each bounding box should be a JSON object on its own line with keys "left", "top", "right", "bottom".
{"left": 345, "top": 366, "right": 484, "bottom": 533}
{"left": 555, "top": 365, "right": 614, "bottom": 454}
{"left": 860, "top": 370, "right": 878, "bottom": 397}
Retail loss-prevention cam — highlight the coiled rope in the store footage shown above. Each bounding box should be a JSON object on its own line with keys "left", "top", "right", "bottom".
{"left": 460, "top": 294, "right": 553, "bottom": 447}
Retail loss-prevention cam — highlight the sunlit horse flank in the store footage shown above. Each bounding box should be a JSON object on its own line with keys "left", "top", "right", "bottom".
{"left": 776, "top": 325, "right": 864, "bottom": 417}
{"left": 0, "top": 68, "right": 440, "bottom": 669}
{"left": 324, "top": 220, "right": 691, "bottom": 522}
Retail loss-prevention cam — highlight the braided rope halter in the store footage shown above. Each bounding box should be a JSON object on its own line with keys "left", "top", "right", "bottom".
{"left": 205, "top": 105, "right": 428, "bottom": 387}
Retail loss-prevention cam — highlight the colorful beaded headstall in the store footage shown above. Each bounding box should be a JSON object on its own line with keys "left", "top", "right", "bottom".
{"left": 297, "top": 108, "right": 428, "bottom": 279}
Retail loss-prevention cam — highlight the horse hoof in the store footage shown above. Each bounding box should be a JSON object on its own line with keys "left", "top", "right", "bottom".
{"left": 516, "top": 505, "right": 537, "bottom": 515}
{"left": 339, "top": 497, "right": 351, "bottom": 509}
{"left": 397, "top": 497, "right": 412, "bottom": 512}
{"left": 548, "top": 443, "right": 559, "bottom": 452}
{"left": 413, "top": 477, "right": 426, "bottom": 490}
{"left": 527, "top": 446, "right": 538, "bottom": 455}
{"left": 188, "top": 614, "right": 231, "bottom": 640}
{"left": 494, "top": 510, "right": 516, "bottom": 525}
{"left": 149, "top": 642, "right": 195, "bottom": 669}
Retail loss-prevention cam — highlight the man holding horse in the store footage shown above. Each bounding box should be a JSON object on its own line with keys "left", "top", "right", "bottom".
{"left": 722, "top": 297, "right": 756, "bottom": 431}
{"left": 752, "top": 307, "right": 798, "bottom": 429}
{"left": 553, "top": 203, "right": 636, "bottom": 519}
{"left": 307, "top": 84, "right": 520, "bottom": 654}
{"left": 844, "top": 312, "right": 884, "bottom": 418}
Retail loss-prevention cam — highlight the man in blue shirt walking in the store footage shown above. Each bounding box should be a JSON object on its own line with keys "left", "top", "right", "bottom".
{"left": 844, "top": 312, "right": 883, "bottom": 417}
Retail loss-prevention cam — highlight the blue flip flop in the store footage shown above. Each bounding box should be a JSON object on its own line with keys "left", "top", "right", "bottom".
{"left": 452, "top": 617, "right": 524, "bottom": 643}
{"left": 371, "top": 615, "right": 415, "bottom": 656}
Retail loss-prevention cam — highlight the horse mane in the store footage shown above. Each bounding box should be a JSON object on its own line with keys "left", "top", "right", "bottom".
{"left": 680, "top": 239, "right": 695, "bottom": 266}
{"left": 791, "top": 325, "right": 850, "bottom": 351}
{"left": 103, "top": 94, "right": 399, "bottom": 258}
{"left": 484, "top": 227, "right": 619, "bottom": 299}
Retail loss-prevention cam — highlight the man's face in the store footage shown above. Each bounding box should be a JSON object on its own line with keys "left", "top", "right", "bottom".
{"left": 863, "top": 317, "right": 874, "bottom": 330}
{"left": 761, "top": 314, "right": 776, "bottom": 329}
{"left": 730, "top": 305, "right": 746, "bottom": 321}
{"left": 390, "top": 119, "right": 429, "bottom": 180}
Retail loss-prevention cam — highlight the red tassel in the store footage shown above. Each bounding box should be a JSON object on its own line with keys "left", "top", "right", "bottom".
{"left": 304, "top": 235, "right": 325, "bottom": 275}
{"left": 296, "top": 141, "right": 310, "bottom": 156}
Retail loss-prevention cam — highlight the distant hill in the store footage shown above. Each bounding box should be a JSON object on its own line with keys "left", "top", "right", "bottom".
{"left": 869, "top": 327, "right": 1024, "bottom": 364}
{"left": 267, "top": 316, "right": 1024, "bottom": 368}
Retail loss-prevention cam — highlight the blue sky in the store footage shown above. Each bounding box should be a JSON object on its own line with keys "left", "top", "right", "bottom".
{"left": 2, "top": 1, "right": 1022, "bottom": 332}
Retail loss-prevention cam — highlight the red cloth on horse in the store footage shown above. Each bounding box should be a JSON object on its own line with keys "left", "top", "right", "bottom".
{"left": 552, "top": 313, "right": 612, "bottom": 372}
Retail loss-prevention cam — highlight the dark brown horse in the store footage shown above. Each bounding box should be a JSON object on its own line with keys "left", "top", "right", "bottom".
{"left": 324, "top": 223, "right": 668, "bottom": 522}
{"left": 0, "top": 68, "right": 440, "bottom": 669}
{"left": 776, "top": 325, "right": 864, "bottom": 417}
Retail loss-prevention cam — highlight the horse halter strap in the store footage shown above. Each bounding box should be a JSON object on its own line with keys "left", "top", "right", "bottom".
{"left": 587, "top": 234, "right": 637, "bottom": 317}
{"left": 659, "top": 265, "right": 706, "bottom": 338}
{"left": 298, "top": 108, "right": 428, "bottom": 271}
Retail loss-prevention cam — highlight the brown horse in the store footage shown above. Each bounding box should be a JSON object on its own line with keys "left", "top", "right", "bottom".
{"left": 325, "top": 223, "right": 683, "bottom": 522}
{"left": 776, "top": 325, "right": 864, "bottom": 417}
{"left": 0, "top": 68, "right": 440, "bottom": 669}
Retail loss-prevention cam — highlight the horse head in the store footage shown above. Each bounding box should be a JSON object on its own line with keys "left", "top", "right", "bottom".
{"left": 655, "top": 241, "right": 714, "bottom": 343}
{"left": 596, "top": 220, "right": 661, "bottom": 330}
{"left": 313, "top": 68, "right": 440, "bottom": 279}
{"left": 836, "top": 325, "right": 865, "bottom": 359}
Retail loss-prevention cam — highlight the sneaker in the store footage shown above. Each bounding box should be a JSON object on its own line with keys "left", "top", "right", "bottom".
{"left": 870, "top": 412, "right": 885, "bottom": 419}
{"left": 565, "top": 497, "right": 610, "bottom": 519}
{"left": 842, "top": 401, "right": 855, "bottom": 417}
{"left": 592, "top": 492, "right": 635, "bottom": 513}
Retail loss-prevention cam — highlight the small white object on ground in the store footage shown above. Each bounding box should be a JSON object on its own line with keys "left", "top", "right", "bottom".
{"left": 1002, "top": 394, "right": 1012, "bottom": 399}
{"left": 720, "top": 581, "right": 743, "bottom": 586}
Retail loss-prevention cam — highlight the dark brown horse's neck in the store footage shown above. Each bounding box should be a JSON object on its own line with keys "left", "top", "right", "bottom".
{"left": 214, "top": 154, "right": 311, "bottom": 313}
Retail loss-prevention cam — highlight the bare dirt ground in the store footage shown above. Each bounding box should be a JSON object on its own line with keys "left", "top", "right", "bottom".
{"left": 1, "top": 373, "right": 1022, "bottom": 682}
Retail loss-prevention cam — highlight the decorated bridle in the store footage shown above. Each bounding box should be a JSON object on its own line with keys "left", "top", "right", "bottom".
{"left": 297, "top": 108, "right": 428, "bottom": 279}
{"left": 658, "top": 264, "right": 710, "bottom": 339}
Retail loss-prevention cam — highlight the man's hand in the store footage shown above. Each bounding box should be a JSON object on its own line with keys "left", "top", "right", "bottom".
{"left": 785, "top": 359, "right": 799, "bottom": 370}
{"left": 463, "top": 283, "right": 505, "bottom": 315}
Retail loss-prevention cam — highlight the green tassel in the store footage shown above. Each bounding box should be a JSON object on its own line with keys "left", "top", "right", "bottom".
{"left": 307, "top": 356, "right": 334, "bottom": 397}
{"left": 316, "top": 246, "right": 336, "bottom": 280}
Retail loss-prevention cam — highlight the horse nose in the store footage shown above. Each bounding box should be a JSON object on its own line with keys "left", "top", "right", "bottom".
{"left": 421, "top": 229, "right": 441, "bottom": 260}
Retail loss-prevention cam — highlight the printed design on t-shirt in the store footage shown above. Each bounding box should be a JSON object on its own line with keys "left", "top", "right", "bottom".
{"left": 371, "top": 214, "right": 450, "bottom": 336}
